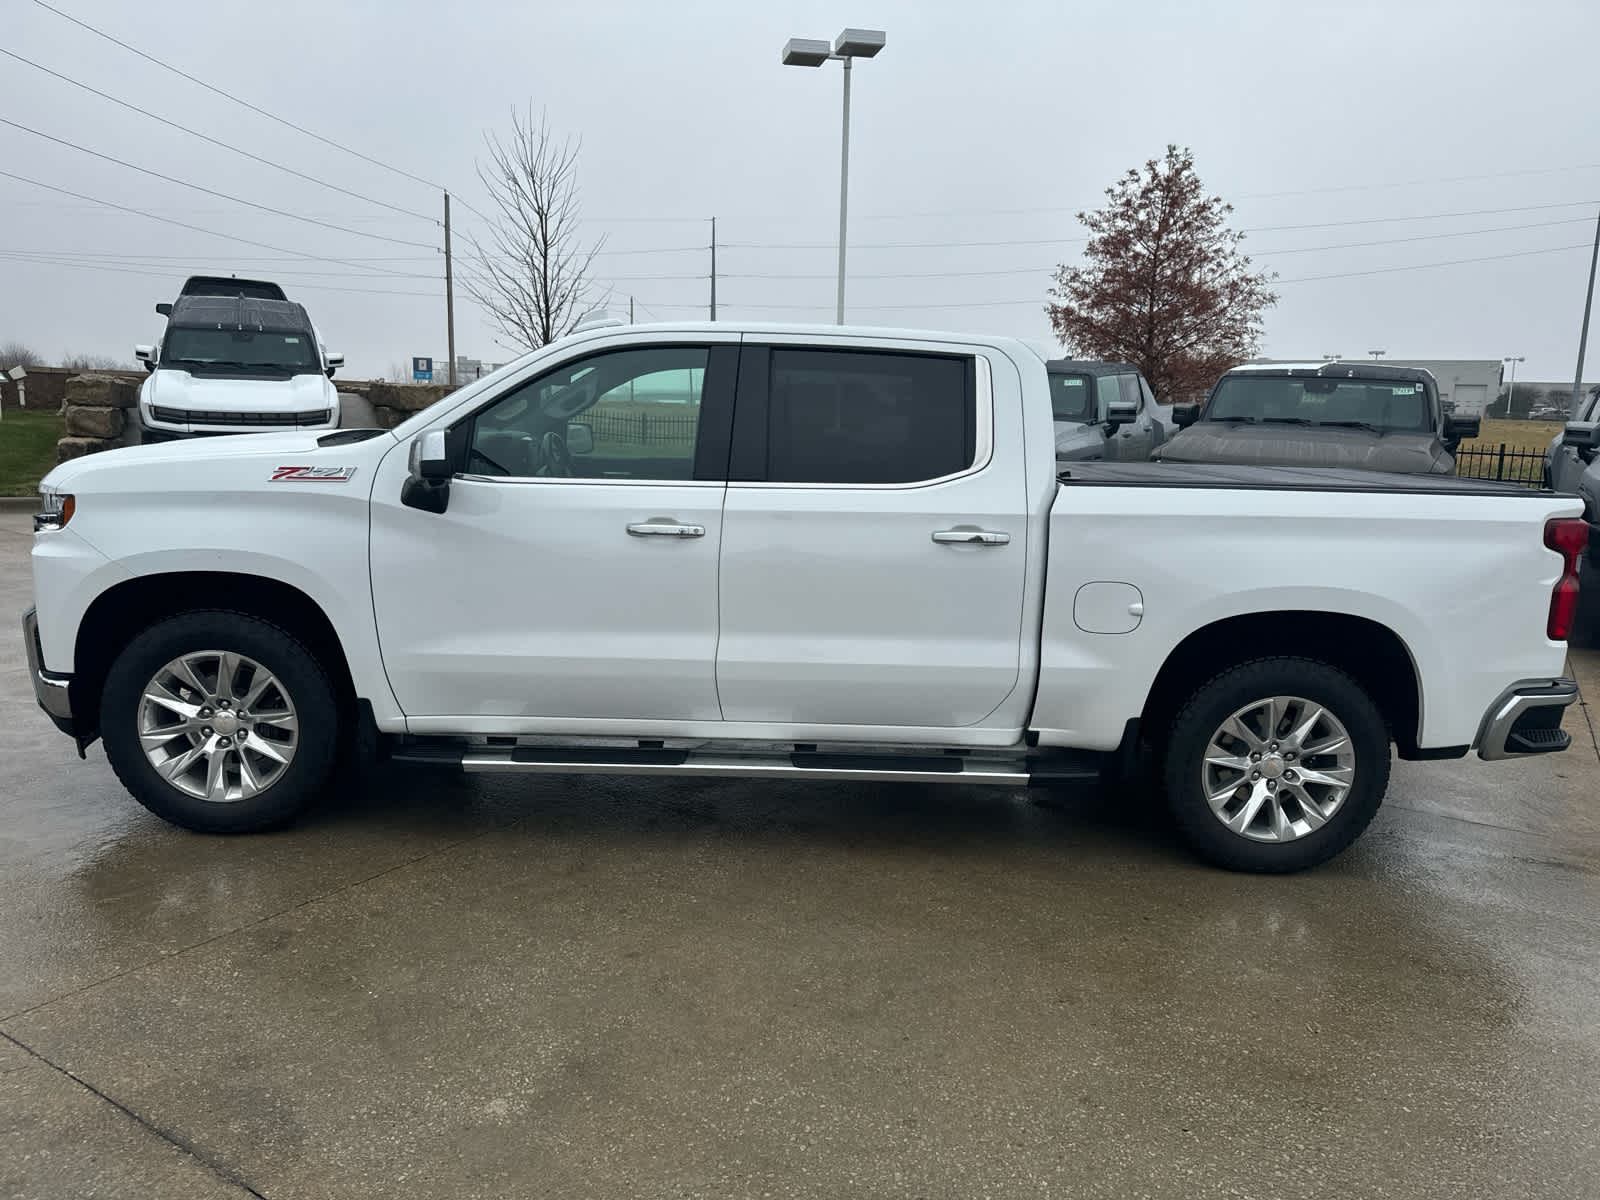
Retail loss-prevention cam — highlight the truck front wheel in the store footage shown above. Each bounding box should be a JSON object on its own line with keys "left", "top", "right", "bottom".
{"left": 100, "top": 611, "right": 340, "bottom": 833}
{"left": 1163, "top": 657, "right": 1390, "bottom": 872}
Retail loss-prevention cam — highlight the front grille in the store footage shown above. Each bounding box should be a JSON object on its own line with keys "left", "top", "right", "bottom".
{"left": 150, "top": 407, "right": 332, "bottom": 427}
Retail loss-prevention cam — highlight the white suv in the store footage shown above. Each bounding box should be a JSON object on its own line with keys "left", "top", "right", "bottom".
{"left": 134, "top": 293, "right": 343, "bottom": 441}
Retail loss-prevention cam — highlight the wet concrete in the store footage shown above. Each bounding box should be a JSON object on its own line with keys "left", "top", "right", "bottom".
{"left": 3, "top": 507, "right": 1599, "bottom": 1199}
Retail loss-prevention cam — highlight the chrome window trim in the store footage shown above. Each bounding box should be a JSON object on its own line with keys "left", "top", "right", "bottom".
{"left": 730, "top": 352, "right": 994, "bottom": 492}
{"left": 455, "top": 474, "right": 722, "bottom": 489}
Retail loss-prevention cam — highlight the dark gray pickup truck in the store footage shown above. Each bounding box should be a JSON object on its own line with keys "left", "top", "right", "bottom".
{"left": 1154, "top": 361, "right": 1481, "bottom": 474}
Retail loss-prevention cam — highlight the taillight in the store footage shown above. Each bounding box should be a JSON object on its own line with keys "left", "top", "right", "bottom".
{"left": 1544, "top": 518, "right": 1587, "bottom": 640}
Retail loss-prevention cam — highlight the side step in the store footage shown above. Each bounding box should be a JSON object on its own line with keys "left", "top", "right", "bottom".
{"left": 391, "top": 742, "right": 1102, "bottom": 788}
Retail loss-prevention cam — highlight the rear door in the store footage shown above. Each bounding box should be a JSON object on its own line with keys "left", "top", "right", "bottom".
{"left": 715, "top": 338, "right": 1030, "bottom": 731}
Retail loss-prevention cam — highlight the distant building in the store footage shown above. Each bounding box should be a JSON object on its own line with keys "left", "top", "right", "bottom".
{"left": 1253, "top": 358, "right": 1502, "bottom": 415}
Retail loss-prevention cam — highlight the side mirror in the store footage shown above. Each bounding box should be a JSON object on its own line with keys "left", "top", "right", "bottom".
{"left": 1444, "top": 414, "right": 1480, "bottom": 445}
{"left": 1173, "top": 403, "right": 1200, "bottom": 429}
{"left": 565, "top": 421, "right": 594, "bottom": 455}
{"left": 134, "top": 345, "right": 156, "bottom": 373}
{"left": 401, "top": 429, "right": 452, "bottom": 513}
{"left": 155, "top": 303, "right": 173, "bottom": 317}
{"left": 324, "top": 351, "right": 344, "bottom": 379}
{"left": 1104, "top": 398, "right": 1138, "bottom": 432}
{"left": 1564, "top": 421, "right": 1600, "bottom": 463}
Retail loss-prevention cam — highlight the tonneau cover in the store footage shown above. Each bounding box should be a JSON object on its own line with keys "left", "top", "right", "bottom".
{"left": 1058, "top": 460, "right": 1545, "bottom": 496}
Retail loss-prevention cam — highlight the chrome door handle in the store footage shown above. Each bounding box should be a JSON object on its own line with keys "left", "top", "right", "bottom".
{"left": 931, "top": 529, "right": 1010, "bottom": 546}
{"left": 626, "top": 521, "right": 705, "bottom": 538}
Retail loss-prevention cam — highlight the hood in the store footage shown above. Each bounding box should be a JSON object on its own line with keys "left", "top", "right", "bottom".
{"left": 42, "top": 428, "right": 392, "bottom": 491}
{"left": 146, "top": 369, "right": 334, "bottom": 413}
{"left": 1054, "top": 421, "right": 1108, "bottom": 461}
{"left": 1153, "top": 422, "right": 1450, "bottom": 474}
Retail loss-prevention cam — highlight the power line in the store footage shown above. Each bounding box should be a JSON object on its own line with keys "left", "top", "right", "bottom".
{"left": 0, "top": 249, "right": 440, "bottom": 263}
{"left": 1252, "top": 217, "right": 1596, "bottom": 257}
{"left": 1248, "top": 199, "right": 1597, "bottom": 233}
{"left": 27, "top": 0, "right": 441, "bottom": 191}
{"left": 1276, "top": 242, "right": 1595, "bottom": 284}
{"left": 0, "top": 251, "right": 439, "bottom": 297}
{"left": 0, "top": 250, "right": 441, "bottom": 280}
{"left": 0, "top": 46, "right": 436, "bottom": 223}
{"left": 0, "top": 168, "right": 421, "bottom": 277}
{"left": 0, "top": 116, "right": 437, "bottom": 248}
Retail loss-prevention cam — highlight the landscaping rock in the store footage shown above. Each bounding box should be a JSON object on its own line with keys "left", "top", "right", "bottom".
{"left": 56, "top": 437, "right": 108, "bottom": 462}
{"left": 63, "top": 374, "right": 140, "bottom": 409}
{"left": 65, "top": 406, "right": 125, "bottom": 439}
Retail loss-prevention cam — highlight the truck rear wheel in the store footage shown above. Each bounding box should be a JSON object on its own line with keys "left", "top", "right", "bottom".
{"left": 1162, "top": 657, "right": 1389, "bottom": 872}
{"left": 100, "top": 611, "right": 339, "bottom": 833}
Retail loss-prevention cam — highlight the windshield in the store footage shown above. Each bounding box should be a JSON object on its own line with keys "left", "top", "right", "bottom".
{"left": 1050, "top": 371, "right": 1124, "bottom": 423}
{"left": 162, "top": 328, "right": 320, "bottom": 374}
{"left": 1205, "top": 376, "right": 1432, "bottom": 432}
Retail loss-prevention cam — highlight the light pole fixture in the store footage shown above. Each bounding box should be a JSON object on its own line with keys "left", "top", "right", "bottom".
{"left": 782, "top": 27, "right": 886, "bottom": 324}
{"left": 1503, "top": 355, "right": 1525, "bottom": 416}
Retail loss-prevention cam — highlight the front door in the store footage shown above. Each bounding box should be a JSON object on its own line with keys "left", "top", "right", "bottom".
{"left": 369, "top": 337, "right": 737, "bottom": 725}
{"left": 715, "top": 341, "right": 1030, "bottom": 731}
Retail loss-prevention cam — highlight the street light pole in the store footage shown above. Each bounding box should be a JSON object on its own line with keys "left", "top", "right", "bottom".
{"left": 782, "top": 28, "right": 885, "bottom": 326}
{"left": 1503, "top": 355, "right": 1524, "bottom": 417}
{"left": 1571, "top": 206, "right": 1600, "bottom": 417}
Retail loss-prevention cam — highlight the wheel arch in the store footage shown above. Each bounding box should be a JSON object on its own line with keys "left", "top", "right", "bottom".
{"left": 72, "top": 571, "right": 358, "bottom": 744}
{"left": 1140, "top": 610, "right": 1425, "bottom": 757}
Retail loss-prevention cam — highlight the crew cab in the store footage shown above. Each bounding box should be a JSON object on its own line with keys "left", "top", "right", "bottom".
{"left": 133, "top": 292, "right": 343, "bottom": 441}
{"left": 23, "top": 323, "right": 1586, "bottom": 873}
{"left": 1156, "top": 361, "right": 1481, "bottom": 474}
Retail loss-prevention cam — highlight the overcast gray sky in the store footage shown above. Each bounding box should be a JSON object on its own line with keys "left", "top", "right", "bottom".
{"left": 3, "top": 0, "right": 1598, "bottom": 384}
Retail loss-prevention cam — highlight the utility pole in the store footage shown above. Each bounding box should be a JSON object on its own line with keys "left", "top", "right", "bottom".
{"left": 710, "top": 216, "right": 717, "bottom": 321}
{"left": 629, "top": 296, "right": 634, "bottom": 324}
{"left": 1571, "top": 206, "right": 1600, "bottom": 417}
{"left": 443, "top": 191, "right": 457, "bottom": 388}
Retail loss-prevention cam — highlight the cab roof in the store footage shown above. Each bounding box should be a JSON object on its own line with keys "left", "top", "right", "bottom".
{"left": 1047, "top": 359, "right": 1140, "bottom": 377}
{"left": 167, "top": 295, "right": 314, "bottom": 334}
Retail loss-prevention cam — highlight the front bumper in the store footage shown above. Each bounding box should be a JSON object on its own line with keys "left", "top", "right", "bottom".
{"left": 22, "top": 606, "right": 78, "bottom": 741}
{"left": 1476, "top": 678, "right": 1579, "bottom": 760}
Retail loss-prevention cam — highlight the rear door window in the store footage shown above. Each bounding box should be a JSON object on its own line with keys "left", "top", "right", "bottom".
{"left": 754, "top": 348, "right": 976, "bottom": 485}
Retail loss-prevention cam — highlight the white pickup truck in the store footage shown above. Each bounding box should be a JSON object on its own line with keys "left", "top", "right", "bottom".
{"left": 22, "top": 322, "right": 1588, "bottom": 872}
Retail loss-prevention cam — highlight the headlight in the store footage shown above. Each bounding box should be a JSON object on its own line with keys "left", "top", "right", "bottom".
{"left": 34, "top": 488, "right": 75, "bottom": 532}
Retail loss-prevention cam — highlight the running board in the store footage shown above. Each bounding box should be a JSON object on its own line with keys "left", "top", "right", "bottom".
{"left": 391, "top": 742, "right": 1102, "bottom": 787}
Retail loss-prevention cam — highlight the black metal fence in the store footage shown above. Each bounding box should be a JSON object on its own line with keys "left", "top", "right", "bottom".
{"left": 589, "top": 410, "right": 697, "bottom": 446}
{"left": 1453, "top": 443, "right": 1547, "bottom": 487}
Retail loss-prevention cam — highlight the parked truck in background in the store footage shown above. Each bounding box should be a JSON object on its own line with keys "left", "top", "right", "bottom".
{"left": 1155, "top": 361, "right": 1481, "bottom": 474}
{"left": 24, "top": 322, "right": 1585, "bottom": 872}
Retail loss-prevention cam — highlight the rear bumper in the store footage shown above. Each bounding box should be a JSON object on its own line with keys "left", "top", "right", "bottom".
{"left": 1476, "top": 678, "right": 1579, "bottom": 760}
{"left": 22, "top": 605, "right": 77, "bottom": 739}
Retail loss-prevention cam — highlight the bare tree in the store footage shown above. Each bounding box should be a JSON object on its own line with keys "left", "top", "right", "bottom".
{"left": 464, "top": 108, "right": 606, "bottom": 352}
{"left": 59, "top": 351, "right": 129, "bottom": 371}
{"left": 0, "top": 341, "right": 43, "bottom": 370}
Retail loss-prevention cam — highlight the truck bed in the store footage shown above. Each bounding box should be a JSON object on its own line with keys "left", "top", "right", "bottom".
{"left": 1057, "top": 460, "right": 1545, "bottom": 496}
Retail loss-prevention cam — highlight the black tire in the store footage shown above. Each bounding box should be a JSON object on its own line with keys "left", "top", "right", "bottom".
{"left": 100, "top": 610, "right": 340, "bottom": 833}
{"left": 1162, "top": 657, "right": 1390, "bottom": 873}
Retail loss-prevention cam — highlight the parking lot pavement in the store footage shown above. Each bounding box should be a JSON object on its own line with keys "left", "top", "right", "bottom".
{"left": 3, "top": 504, "right": 1599, "bottom": 1199}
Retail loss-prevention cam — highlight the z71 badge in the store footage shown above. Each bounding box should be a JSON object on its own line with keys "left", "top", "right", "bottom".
{"left": 270, "top": 466, "right": 358, "bottom": 483}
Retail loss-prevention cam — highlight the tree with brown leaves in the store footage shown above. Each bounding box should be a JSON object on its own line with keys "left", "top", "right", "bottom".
{"left": 1047, "top": 146, "right": 1275, "bottom": 403}
{"left": 464, "top": 107, "right": 606, "bottom": 352}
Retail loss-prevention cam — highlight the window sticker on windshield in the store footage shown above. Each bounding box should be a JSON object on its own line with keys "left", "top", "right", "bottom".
{"left": 1391, "top": 385, "right": 1418, "bottom": 394}
{"left": 284, "top": 336, "right": 300, "bottom": 343}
